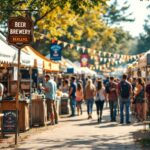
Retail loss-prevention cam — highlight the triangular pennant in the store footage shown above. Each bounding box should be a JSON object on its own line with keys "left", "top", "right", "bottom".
{"left": 99, "top": 51, "right": 102, "bottom": 55}
{"left": 57, "top": 40, "right": 62, "bottom": 45}
{"left": 76, "top": 46, "right": 80, "bottom": 51}
{"left": 103, "top": 52, "right": 107, "bottom": 57}
{"left": 63, "top": 42, "right": 68, "bottom": 47}
{"left": 104, "top": 58, "right": 107, "bottom": 62}
{"left": 108, "top": 53, "right": 111, "bottom": 57}
{"left": 70, "top": 44, "right": 74, "bottom": 49}
{"left": 82, "top": 47, "right": 86, "bottom": 53}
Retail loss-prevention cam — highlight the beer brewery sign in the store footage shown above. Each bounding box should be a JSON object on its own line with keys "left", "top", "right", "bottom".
{"left": 7, "top": 16, "right": 33, "bottom": 48}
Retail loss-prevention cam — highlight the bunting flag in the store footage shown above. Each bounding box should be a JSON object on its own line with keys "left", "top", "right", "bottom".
{"left": 76, "top": 46, "right": 80, "bottom": 51}
{"left": 63, "top": 42, "right": 68, "bottom": 47}
{"left": 87, "top": 48, "right": 91, "bottom": 53}
{"left": 70, "top": 44, "right": 74, "bottom": 49}
{"left": 82, "top": 47, "right": 86, "bottom": 53}
{"left": 57, "top": 40, "right": 62, "bottom": 45}
{"left": 35, "top": 31, "right": 147, "bottom": 72}
{"left": 35, "top": 32, "right": 144, "bottom": 59}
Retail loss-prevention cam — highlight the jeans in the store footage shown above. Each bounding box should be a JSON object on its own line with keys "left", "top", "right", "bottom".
{"left": 70, "top": 97, "right": 76, "bottom": 116}
{"left": 86, "top": 99, "right": 94, "bottom": 115}
{"left": 109, "top": 101, "right": 117, "bottom": 121}
{"left": 95, "top": 100, "right": 105, "bottom": 113}
{"left": 120, "top": 99, "right": 130, "bottom": 123}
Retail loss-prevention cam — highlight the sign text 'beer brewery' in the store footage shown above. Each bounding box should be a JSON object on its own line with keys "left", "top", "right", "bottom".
{"left": 7, "top": 16, "right": 33, "bottom": 48}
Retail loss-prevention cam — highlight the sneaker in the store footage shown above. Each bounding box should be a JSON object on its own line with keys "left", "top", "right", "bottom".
{"left": 126, "top": 121, "right": 131, "bottom": 124}
{"left": 49, "top": 122, "right": 55, "bottom": 125}
{"left": 55, "top": 120, "right": 58, "bottom": 124}
{"left": 120, "top": 121, "right": 124, "bottom": 124}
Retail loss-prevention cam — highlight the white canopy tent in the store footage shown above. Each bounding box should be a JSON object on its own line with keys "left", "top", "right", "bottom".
{"left": 0, "top": 33, "right": 34, "bottom": 67}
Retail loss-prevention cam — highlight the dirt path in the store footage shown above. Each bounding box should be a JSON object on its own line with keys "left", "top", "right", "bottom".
{"left": 8, "top": 106, "right": 143, "bottom": 150}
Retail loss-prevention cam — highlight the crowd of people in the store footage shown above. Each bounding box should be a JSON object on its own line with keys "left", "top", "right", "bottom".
{"left": 0, "top": 72, "right": 149, "bottom": 127}
{"left": 42, "top": 73, "right": 150, "bottom": 125}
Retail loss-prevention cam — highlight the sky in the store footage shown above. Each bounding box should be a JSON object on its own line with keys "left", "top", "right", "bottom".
{"left": 117, "top": 0, "right": 150, "bottom": 37}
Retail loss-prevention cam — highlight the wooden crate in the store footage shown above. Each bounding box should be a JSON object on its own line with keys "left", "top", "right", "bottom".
{"left": 60, "top": 97, "right": 69, "bottom": 115}
{"left": 31, "top": 99, "right": 47, "bottom": 126}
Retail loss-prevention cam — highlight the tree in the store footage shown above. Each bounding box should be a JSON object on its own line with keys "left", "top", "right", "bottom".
{"left": 103, "top": 0, "right": 134, "bottom": 25}
{"left": 0, "top": 0, "right": 107, "bottom": 54}
{"left": 135, "top": 5, "right": 150, "bottom": 54}
{"left": 0, "top": 0, "right": 107, "bottom": 34}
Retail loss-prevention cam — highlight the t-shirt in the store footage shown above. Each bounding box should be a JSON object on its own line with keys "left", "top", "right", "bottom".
{"left": 45, "top": 79, "right": 57, "bottom": 100}
{"left": 76, "top": 89, "right": 83, "bottom": 101}
{"left": 85, "top": 85, "right": 96, "bottom": 100}
{"left": 95, "top": 87, "right": 105, "bottom": 101}
{"left": 108, "top": 82, "right": 118, "bottom": 101}
{"left": 70, "top": 82, "right": 76, "bottom": 98}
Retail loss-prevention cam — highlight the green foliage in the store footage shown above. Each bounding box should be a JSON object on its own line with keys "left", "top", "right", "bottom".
{"left": 135, "top": 7, "right": 150, "bottom": 54}
{"left": 103, "top": 0, "right": 134, "bottom": 25}
{"left": 0, "top": 0, "right": 136, "bottom": 61}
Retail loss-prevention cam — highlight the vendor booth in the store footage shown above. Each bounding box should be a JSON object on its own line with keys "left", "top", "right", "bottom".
{"left": 138, "top": 50, "right": 150, "bottom": 81}
{"left": 0, "top": 33, "right": 34, "bottom": 132}
{"left": 22, "top": 46, "right": 60, "bottom": 126}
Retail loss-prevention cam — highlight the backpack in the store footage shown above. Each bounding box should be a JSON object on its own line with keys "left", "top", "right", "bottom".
{"left": 105, "top": 82, "right": 111, "bottom": 94}
{"left": 120, "top": 81, "right": 130, "bottom": 98}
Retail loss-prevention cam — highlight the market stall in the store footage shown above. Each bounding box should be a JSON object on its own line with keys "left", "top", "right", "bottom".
{"left": 0, "top": 33, "right": 34, "bottom": 133}
{"left": 138, "top": 50, "right": 150, "bottom": 81}
{"left": 22, "top": 46, "right": 60, "bottom": 125}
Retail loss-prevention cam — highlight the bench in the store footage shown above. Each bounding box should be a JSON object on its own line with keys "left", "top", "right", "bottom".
{"left": 143, "top": 121, "right": 150, "bottom": 131}
{"left": 0, "top": 113, "right": 4, "bottom": 138}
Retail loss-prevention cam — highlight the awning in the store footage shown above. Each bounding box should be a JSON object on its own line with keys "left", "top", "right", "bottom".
{"left": 23, "top": 46, "right": 60, "bottom": 72}
{"left": 20, "top": 51, "right": 34, "bottom": 67}
{"left": 22, "top": 46, "right": 44, "bottom": 74}
{"left": 0, "top": 33, "right": 34, "bottom": 67}
{"left": 0, "top": 36, "right": 16, "bottom": 63}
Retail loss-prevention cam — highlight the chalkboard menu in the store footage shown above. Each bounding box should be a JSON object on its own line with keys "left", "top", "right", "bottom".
{"left": 2, "top": 110, "right": 17, "bottom": 133}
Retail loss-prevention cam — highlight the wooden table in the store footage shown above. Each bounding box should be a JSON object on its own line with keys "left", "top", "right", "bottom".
{"left": 0, "top": 113, "right": 4, "bottom": 138}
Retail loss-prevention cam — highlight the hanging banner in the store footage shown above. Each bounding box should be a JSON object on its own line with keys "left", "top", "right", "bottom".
{"left": 50, "top": 43, "right": 62, "bottom": 61}
{"left": 80, "top": 54, "right": 89, "bottom": 67}
{"left": 7, "top": 16, "right": 33, "bottom": 48}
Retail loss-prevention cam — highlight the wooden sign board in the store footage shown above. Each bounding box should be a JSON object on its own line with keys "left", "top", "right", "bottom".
{"left": 7, "top": 16, "right": 33, "bottom": 48}
{"left": 2, "top": 110, "right": 17, "bottom": 133}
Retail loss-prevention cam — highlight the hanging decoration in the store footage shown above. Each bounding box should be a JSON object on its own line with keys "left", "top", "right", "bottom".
{"left": 35, "top": 32, "right": 145, "bottom": 71}
{"left": 80, "top": 54, "right": 89, "bottom": 67}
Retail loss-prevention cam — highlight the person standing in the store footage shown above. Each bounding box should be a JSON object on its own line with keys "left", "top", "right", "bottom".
{"left": 134, "top": 78, "right": 145, "bottom": 121}
{"left": 85, "top": 79, "right": 96, "bottom": 119}
{"left": 146, "top": 78, "right": 150, "bottom": 119}
{"left": 69, "top": 76, "right": 77, "bottom": 117}
{"left": 107, "top": 77, "right": 118, "bottom": 122}
{"left": 118, "top": 74, "right": 132, "bottom": 124}
{"left": 76, "top": 82, "right": 84, "bottom": 116}
{"left": 0, "top": 83, "right": 4, "bottom": 101}
{"left": 43, "top": 74, "right": 58, "bottom": 125}
{"left": 0, "top": 83, "right": 4, "bottom": 112}
{"left": 95, "top": 80, "right": 106, "bottom": 123}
